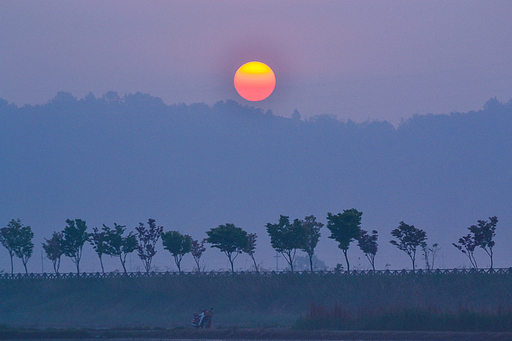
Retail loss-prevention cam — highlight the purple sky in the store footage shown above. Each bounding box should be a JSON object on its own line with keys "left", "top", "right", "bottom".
{"left": 1, "top": 0, "right": 512, "bottom": 123}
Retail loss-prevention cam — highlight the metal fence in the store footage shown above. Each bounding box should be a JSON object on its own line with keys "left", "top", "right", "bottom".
{"left": 1, "top": 267, "right": 512, "bottom": 280}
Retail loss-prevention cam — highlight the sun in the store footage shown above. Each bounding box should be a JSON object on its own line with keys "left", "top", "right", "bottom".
{"left": 234, "top": 61, "right": 276, "bottom": 101}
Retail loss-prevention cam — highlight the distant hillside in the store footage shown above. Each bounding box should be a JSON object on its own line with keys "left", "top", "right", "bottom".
{"left": 0, "top": 93, "right": 511, "bottom": 273}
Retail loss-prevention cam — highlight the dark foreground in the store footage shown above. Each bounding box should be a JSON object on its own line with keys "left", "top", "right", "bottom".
{"left": 2, "top": 271, "right": 512, "bottom": 332}
{"left": 1, "top": 327, "right": 512, "bottom": 341}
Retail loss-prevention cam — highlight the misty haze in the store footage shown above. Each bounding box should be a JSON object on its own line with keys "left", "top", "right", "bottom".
{"left": 2, "top": 1, "right": 512, "bottom": 337}
{"left": 1, "top": 93, "right": 511, "bottom": 273}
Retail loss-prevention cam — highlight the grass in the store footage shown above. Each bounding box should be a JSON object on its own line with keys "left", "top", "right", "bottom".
{"left": 1, "top": 271, "right": 512, "bottom": 331}
{"left": 295, "top": 303, "right": 512, "bottom": 331}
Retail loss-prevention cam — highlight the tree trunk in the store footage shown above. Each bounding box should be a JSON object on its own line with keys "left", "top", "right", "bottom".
{"left": 9, "top": 253, "right": 13, "bottom": 274}
{"left": 366, "top": 254, "right": 375, "bottom": 272}
{"left": 175, "top": 255, "right": 182, "bottom": 273}
{"left": 471, "top": 253, "right": 478, "bottom": 269}
{"left": 194, "top": 258, "right": 201, "bottom": 273}
{"left": 99, "top": 256, "right": 105, "bottom": 274}
{"left": 343, "top": 250, "right": 350, "bottom": 273}
{"left": 285, "top": 251, "right": 294, "bottom": 273}
{"left": 309, "top": 254, "right": 314, "bottom": 272}
{"left": 228, "top": 254, "right": 234, "bottom": 273}
{"left": 120, "top": 255, "right": 127, "bottom": 273}
{"left": 23, "top": 260, "right": 28, "bottom": 274}
{"left": 76, "top": 247, "right": 83, "bottom": 274}
{"left": 250, "top": 254, "right": 259, "bottom": 273}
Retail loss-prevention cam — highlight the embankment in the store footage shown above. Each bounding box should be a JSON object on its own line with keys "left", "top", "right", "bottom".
{"left": 1, "top": 271, "right": 511, "bottom": 330}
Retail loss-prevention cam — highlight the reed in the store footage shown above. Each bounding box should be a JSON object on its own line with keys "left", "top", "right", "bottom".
{"left": 296, "top": 303, "right": 512, "bottom": 331}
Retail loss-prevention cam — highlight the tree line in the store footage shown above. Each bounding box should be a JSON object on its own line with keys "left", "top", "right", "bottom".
{"left": 0, "top": 211, "right": 499, "bottom": 274}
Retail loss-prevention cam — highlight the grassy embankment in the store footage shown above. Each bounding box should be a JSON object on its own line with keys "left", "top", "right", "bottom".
{"left": 1, "top": 271, "right": 512, "bottom": 331}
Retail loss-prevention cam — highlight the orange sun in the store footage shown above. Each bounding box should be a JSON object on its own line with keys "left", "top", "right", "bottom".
{"left": 234, "top": 61, "right": 276, "bottom": 101}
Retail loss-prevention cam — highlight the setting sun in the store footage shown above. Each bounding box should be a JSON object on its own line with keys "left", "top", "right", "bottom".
{"left": 234, "top": 61, "right": 276, "bottom": 101}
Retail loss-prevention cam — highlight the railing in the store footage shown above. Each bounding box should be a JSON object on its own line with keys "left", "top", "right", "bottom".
{"left": 1, "top": 267, "right": 511, "bottom": 280}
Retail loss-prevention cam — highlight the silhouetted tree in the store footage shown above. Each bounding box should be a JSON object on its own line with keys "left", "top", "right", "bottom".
{"left": 242, "top": 233, "right": 259, "bottom": 272}
{"left": 421, "top": 242, "right": 440, "bottom": 271}
{"left": 469, "top": 216, "right": 498, "bottom": 269}
{"left": 206, "top": 223, "right": 248, "bottom": 273}
{"left": 104, "top": 223, "right": 137, "bottom": 273}
{"left": 161, "top": 230, "right": 192, "bottom": 272}
{"left": 390, "top": 221, "right": 427, "bottom": 271}
{"left": 191, "top": 238, "right": 206, "bottom": 272}
{"left": 89, "top": 226, "right": 110, "bottom": 273}
{"left": 292, "top": 108, "right": 301, "bottom": 120}
{"left": 300, "top": 215, "right": 323, "bottom": 272}
{"left": 430, "top": 243, "right": 441, "bottom": 269}
{"left": 453, "top": 234, "right": 478, "bottom": 269}
{"left": 484, "top": 97, "right": 501, "bottom": 111}
{"left": 358, "top": 229, "right": 378, "bottom": 271}
{"left": 14, "top": 223, "right": 34, "bottom": 274}
{"left": 0, "top": 220, "right": 19, "bottom": 274}
{"left": 266, "top": 215, "right": 307, "bottom": 273}
{"left": 0, "top": 219, "right": 34, "bottom": 274}
{"left": 135, "top": 219, "right": 163, "bottom": 273}
{"left": 42, "top": 232, "right": 64, "bottom": 274}
{"left": 326, "top": 209, "right": 362, "bottom": 272}
{"left": 62, "top": 219, "right": 89, "bottom": 274}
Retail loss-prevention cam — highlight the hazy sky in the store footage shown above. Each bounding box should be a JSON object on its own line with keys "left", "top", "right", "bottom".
{"left": 1, "top": 0, "right": 512, "bottom": 122}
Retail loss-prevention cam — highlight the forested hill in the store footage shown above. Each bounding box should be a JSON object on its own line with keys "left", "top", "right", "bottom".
{"left": 1, "top": 92, "right": 511, "bottom": 271}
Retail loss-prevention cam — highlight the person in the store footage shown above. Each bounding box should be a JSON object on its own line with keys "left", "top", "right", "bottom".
{"left": 198, "top": 308, "right": 213, "bottom": 328}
